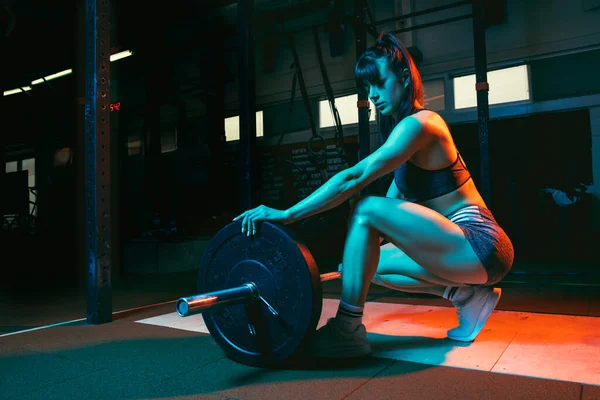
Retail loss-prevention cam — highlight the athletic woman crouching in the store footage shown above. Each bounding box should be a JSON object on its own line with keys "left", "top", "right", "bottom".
{"left": 234, "top": 32, "right": 514, "bottom": 358}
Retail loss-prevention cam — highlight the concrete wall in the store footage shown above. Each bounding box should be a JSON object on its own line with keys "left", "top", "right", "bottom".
{"left": 110, "top": 0, "right": 600, "bottom": 236}
{"left": 414, "top": 0, "right": 600, "bottom": 75}
{"left": 589, "top": 106, "right": 600, "bottom": 227}
{"left": 217, "top": 0, "right": 600, "bottom": 232}
{"left": 221, "top": 0, "right": 600, "bottom": 110}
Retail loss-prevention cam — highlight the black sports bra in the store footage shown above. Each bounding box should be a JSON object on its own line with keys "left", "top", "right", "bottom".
{"left": 393, "top": 108, "right": 472, "bottom": 202}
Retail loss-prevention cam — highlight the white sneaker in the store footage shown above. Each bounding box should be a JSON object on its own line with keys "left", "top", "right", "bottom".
{"left": 447, "top": 287, "right": 501, "bottom": 342}
{"left": 308, "top": 317, "right": 372, "bottom": 358}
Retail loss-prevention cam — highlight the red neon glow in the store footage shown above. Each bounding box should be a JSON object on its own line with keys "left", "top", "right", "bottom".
{"left": 109, "top": 102, "right": 121, "bottom": 112}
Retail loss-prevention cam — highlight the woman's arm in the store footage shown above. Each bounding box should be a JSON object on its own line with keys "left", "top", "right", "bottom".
{"left": 285, "top": 116, "right": 431, "bottom": 223}
{"left": 285, "top": 168, "right": 358, "bottom": 224}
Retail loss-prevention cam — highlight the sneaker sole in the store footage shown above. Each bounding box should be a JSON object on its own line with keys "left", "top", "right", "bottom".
{"left": 447, "top": 288, "right": 501, "bottom": 342}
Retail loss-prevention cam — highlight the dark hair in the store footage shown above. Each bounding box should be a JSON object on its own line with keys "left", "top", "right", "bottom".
{"left": 354, "top": 32, "right": 424, "bottom": 140}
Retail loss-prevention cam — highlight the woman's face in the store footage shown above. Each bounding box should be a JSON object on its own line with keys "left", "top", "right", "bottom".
{"left": 367, "top": 60, "right": 408, "bottom": 116}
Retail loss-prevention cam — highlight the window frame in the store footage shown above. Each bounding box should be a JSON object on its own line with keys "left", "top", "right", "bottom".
{"left": 318, "top": 93, "right": 378, "bottom": 130}
{"left": 452, "top": 64, "right": 532, "bottom": 111}
{"left": 224, "top": 110, "right": 265, "bottom": 142}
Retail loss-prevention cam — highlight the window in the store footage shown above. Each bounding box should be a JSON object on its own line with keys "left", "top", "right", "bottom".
{"left": 5, "top": 158, "right": 36, "bottom": 216}
{"left": 225, "top": 111, "right": 264, "bottom": 142}
{"left": 126, "top": 113, "right": 145, "bottom": 156}
{"left": 319, "top": 94, "right": 376, "bottom": 128}
{"left": 127, "top": 137, "right": 143, "bottom": 156}
{"left": 454, "top": 65, "right": 530, "bottom": 109}
{"left": 423, "top": 79, "right": 445, "bottom": 111}
{"left": 161, "top": 123, "right": 178, "bottom": 153}
{"left": 6, "top": 161, "right": 18, "bottom": 173}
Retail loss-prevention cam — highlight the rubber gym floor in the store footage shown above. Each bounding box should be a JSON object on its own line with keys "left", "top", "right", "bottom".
{"left": 1, "top": 266, "right": 599, "bottom": 400}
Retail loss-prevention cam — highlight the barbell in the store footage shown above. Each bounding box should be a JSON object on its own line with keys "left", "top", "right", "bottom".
{"left": 176, "top": 220, "right": 342, "bottom": 367}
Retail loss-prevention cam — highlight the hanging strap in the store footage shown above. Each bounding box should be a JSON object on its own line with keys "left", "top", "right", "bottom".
{"left": 311, "top": 26, "right": 346, "bottom": 155}
{"left": 288, "top": 67, "right": 297, "bottom": 116}
{"left": 287, "top": 33, "right": 318, "bottom": 139}
{"left": 287, "top": 33, "right": 328, "bottom": 182}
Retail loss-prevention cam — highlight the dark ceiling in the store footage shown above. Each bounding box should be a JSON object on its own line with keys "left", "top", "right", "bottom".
{"left": 3, "top": 0, "right": 77, "bottom": 88}
{"left": 2, "top": 0, "right": 332, "bottom": 90}
{"left": 2, "top": 0, "right": 230, "bottom": 89}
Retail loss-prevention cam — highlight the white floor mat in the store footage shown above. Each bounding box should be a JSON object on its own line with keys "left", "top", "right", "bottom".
{"left": 136, "top": 298, "right": 600, "bottom": 386}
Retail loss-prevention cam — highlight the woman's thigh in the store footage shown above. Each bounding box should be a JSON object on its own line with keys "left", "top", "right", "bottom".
{"left": 354, "top": 196, "right": 488, "bottom": 285}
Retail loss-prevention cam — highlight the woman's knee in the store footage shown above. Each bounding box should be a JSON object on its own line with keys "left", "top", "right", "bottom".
{"left": 349, "top": 196, "right": 381, "bottom": 227}
{"left": 352, "top": 196, "right": 378, "bottom": 216}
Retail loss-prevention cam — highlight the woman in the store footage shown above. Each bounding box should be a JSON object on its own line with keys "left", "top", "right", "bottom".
{"left": 234, "top": 32, "right": 514, "bottom": 358}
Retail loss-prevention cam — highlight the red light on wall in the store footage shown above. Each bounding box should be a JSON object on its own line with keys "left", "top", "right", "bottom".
{"left": 109, "top": 102, "right": 121, "bottom": 112}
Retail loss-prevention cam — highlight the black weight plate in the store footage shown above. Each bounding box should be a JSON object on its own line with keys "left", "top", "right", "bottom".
{"left": 197, "top": 221, "right": 322, "bottom": 367}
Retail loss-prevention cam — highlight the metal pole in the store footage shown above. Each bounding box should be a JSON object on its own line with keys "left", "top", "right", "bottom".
{"left": 84, "top": 0, "right": 112, "bottom": 324}
{"left": 208, "top": 18, "right": 228, "bottom": 214}
{"left": 0, "top": 33, "right": 5, "bottom": 227}
{"left": 355, "top": 0, "right": 370, "bottom": 196}
{"left": 238, "top": 0, "right": 257, "bottom": 211}
{"left": 472, "top": 0, "right": 492, "bottom": 208}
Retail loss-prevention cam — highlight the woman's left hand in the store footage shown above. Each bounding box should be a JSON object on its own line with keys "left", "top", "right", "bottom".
{"left": 233, "top": 205, "right": 289, "bottom": 236}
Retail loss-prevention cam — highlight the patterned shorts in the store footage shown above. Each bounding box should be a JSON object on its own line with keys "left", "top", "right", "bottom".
{"left": 447, "top": 205, "right": 514, "bottom": 285}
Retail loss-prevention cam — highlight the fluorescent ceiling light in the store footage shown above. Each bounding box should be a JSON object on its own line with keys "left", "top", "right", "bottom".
{"left": 3, "top": 86, "right": 32, "bottom": 96}
{"left": 110, "top": 50, "right": 133, "bottom": 62}
{"left": 45, "top": 69, "right": 73, "bottom": 81}
{"left": 4, "top": 50, "right": 133, "bottom": 96}
{"left": 31, "top": 69, "right": 73, "bottom": 85}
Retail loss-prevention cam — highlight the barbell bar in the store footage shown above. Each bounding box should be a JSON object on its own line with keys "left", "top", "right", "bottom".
{"left": 176, "top": 271, "right": 341, "bottom": 317}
